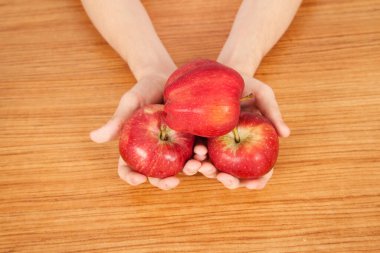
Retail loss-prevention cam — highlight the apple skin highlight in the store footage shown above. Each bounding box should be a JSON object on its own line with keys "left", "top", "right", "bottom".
{"left": 119, "top": 104, "right": 195, "bottom": 178}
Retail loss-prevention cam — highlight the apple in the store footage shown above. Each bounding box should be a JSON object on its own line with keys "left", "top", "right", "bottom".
{"left": 163, "top": 59, "right": 244, "bottom": 137}
{"left": 207, "top": 112, "right": 279, "bottom": 179}
{"left": 119, "top": 104, "right": 195, "bottom": 178}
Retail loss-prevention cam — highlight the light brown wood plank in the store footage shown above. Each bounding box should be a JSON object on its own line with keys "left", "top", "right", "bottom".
{"left": 1, "top": 0, "right": 379, "bottom": 252}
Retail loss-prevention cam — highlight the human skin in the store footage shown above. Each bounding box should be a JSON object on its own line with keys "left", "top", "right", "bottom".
{"left": 197, "top": 0, "right": 302, "bottom": 189}
{"left": 82, "top": 0, "right": 302, "bottom": 190}
{"left": 82, "top": 0, "right": 205, "bottom": 190}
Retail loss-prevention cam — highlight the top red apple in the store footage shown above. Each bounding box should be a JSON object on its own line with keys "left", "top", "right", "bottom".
{"left": 163, "top": 59, "right": 244, "bottom": 137}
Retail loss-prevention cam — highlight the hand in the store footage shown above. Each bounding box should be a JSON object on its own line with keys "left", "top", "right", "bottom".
{"left": 196, "top": 75, "right": 291, "bottom": 189}
{"left": 90, "top": 73, "right": 203, "bottom": 190}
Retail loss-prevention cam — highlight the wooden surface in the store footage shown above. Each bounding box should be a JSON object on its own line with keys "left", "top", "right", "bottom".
{"left": 1, "top": 0, "right": 380, "bottom": 252}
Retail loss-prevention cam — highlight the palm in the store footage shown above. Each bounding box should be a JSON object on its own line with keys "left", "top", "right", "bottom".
{"left": 90, "top": 74, "right": 204, "bottom": 190}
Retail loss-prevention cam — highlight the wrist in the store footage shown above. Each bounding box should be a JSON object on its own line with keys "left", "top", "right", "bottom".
{"left": 131, "top": 65, "right": 175, "bottom": 105}
{"left": 128, "top": 49, "right": 176, "bottom": 82}
{"left": 217, "top": 37, "right": 263, "bottom": 76}
{"left": 137, "top": 61, "right": 176, "bottom": 81}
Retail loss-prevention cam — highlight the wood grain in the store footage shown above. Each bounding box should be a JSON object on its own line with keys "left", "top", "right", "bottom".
{"left": 1, "top": 0, "right": 380, "bottom": 252}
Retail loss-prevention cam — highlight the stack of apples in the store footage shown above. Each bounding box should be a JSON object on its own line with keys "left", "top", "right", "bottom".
{"left": 119, "top": 60, "right": 279, "bottom": 182}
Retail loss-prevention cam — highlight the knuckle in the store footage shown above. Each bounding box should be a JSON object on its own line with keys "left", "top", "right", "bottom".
{"left": 265, "top": 85, "right": 275, "bottom": 96}
{"left": 227, "top": 183, "right": 239, "bottom": 190}
{"left": 132, "top": 91, "right": 146, "bottom": 107}
{"left": 258, "top": 84, "right": 274, "bottom": 97}
{"left": 121, "top": 91, "right": 145, "bottom": 109}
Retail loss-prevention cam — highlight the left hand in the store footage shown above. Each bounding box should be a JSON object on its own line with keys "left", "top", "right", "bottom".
{"left": 90, "top": 73, "right": 205, "bottom": 190}
{"left": 195, "top": 75, "right": 291, "bottom": 189}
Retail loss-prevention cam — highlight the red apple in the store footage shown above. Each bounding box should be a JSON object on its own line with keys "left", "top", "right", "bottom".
{"left": 164, "top": 59, "right": 244, "bottom": 137}
{"left": 207, "top": 112, "right": 279, "bottom": 179}
{"left": 119, "top": 104, "right": 195, "bottom": 178}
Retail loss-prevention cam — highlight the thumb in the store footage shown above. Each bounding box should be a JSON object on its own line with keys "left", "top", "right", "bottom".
{"left": 243, "top": 77, "right": 291, "bottom": 138}
{"left": 90, "top": 91, "right": 144, "bottom": 143}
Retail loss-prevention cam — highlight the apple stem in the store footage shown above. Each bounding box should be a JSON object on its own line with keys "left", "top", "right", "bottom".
{"left": 233, "top": 127, "right": 240, "bottom": 143}
{"left": 240, "top": 93, "right": 254, "bottom": 102}
{"left": 160, "top": 125, "right": 169, "bottom": 141}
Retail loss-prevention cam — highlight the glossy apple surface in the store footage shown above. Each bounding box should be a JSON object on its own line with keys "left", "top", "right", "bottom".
{"left": 164, "top": 59, "right": 244, "bottom": 137}
{"left": 207, "top": 112, "right": 279, "bottom": 179}
{"left": 119, "top": 104, "right": 195, "bottom": 178}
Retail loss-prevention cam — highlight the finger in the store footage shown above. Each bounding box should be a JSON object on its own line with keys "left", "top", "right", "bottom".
{"left": 247, "top": 78, "right": 290, "bottom": 138}
{"left": 90, "top": 116, "right": 124, "bottom": 143}
{"left": 149, "top": 176, "right": 180, "bottom": 190}
{"left": 118, "top": 157, "right": 147, "bottom": 186}
{"left": 148, "top": 177, "right": 160, "bottom": 187}
{"left": 194, "top": 144, "right": 208, "bottom": 156}
{"left": 157, "top": 177, "right": 180, "bottom": 190}
{"left": 256, "top": 91, "right": 290, "bottom": 137}
{"left": 243, "top": 169, "right": 274, "bottom": 190}
{"left": 183, "top": 159, "right": 202, "bottom": 176}
{"left": 90, "top": 91, "right": 143, "bottom": 143}
{"left": 216, "top": 173, "right": 240, "bottom": 189}
{"left": 194, "top": 154, "right": 207, "bottom": 161}
{"left": 198, "top": 162, "right": 218, "bottom": 178}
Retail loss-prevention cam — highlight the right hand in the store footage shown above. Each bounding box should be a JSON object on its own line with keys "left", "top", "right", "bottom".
{"left": 195, "top": 75, "right": 291, "bottom": 189}
{"left": 90, "top": 73, "right": 204, "bottom": 190}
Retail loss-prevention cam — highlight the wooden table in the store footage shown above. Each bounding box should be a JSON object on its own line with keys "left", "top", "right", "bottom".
{"left": 1, "top": 0, "right": 379, "bottom": 252}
